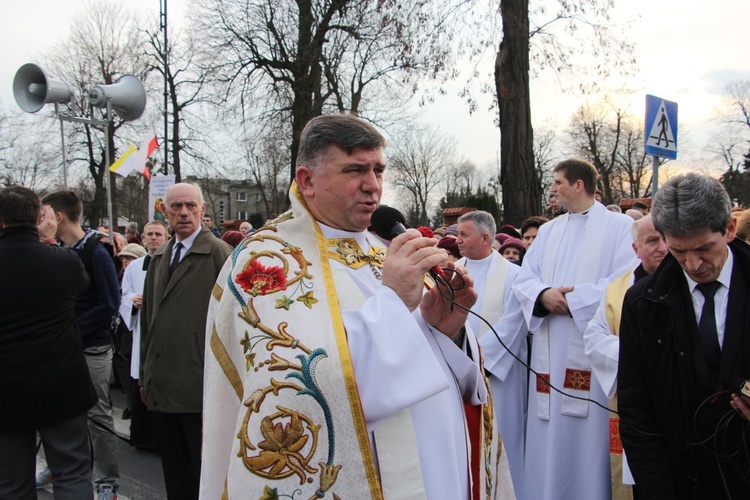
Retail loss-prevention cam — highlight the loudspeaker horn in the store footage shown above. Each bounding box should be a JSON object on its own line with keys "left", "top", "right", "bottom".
{"left": 88, "top": 75, "right": 146, "bottom": 122}
{"left": 13, "top": 63, "right": 74, "bottom": 113}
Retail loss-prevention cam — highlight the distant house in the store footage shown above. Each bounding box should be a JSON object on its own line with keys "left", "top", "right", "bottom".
{"left": 184, "top": 176, "right": 267, "bottom": 231}
{"left": 619, "top": 197, "right": 652, "bottom": 212}
{"left": 442, "top": 207, "right": 477, "bottom": 227}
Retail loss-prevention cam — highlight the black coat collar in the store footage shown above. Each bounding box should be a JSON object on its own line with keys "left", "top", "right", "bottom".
{"left": 0, "top": 226, "right": 40, "bottom": 243}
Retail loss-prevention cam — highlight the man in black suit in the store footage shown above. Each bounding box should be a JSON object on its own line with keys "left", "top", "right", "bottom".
{"left": 619, "top": 173, "right": 750, "bottom": 499}
{"left": 0, "top": 186, "right": 96, "bottom": 499}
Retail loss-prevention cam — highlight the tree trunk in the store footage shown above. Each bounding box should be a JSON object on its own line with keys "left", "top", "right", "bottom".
{"left": 495, "top": 0, "right": 542, "bottom": 226}
{"left": 289, "top": 0, "right": 316, "bottom": 188}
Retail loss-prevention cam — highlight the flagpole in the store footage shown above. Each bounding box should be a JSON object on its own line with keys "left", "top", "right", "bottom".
{"left": 105, "top": 101, "right": 115, "bottom": 242}
{"left": 55, "top": 103, "right": 68, "bottom": 188}
{"left": 161, "top": 0, "right": 169, "bottom": 175}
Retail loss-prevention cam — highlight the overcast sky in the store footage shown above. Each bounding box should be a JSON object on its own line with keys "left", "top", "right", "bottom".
{"left": 2, "top": 0, "right": 749, "bottom": 175}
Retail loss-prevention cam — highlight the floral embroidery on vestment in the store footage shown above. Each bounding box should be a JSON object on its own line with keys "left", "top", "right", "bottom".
{"left": 220, "top": 216, "right": 345, "bottom": 498}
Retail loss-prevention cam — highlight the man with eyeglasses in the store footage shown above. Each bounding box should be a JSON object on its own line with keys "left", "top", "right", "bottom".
{"left": 140, "top": 183, "right": 232, "bottom": 499}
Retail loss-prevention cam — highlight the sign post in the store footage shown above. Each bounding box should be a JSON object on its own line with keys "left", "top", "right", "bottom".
{"left": 644, "top": 94, "right": 678, "bottom": 196}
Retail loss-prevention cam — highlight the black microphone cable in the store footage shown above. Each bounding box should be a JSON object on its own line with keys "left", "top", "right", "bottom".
{"left": 429, "top": 265, "right": 750, "bottom": 445}
{"left": 432, "top": 265, "right": 750, "bottom": 489}
{"left": 432, "top": 266, "right": 620, "bottom": 415}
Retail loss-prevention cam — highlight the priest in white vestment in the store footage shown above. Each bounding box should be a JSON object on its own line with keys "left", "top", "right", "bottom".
{"left": 512, "top": 159, "right": 637, "bottom": 500}
{"left": 201, "top": 115, "right": 514, "bottom": 499}
{"left": 455, "top": 210, "right": 528, "bottom": 498}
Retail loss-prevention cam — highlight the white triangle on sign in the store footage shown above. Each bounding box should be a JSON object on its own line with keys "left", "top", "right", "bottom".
{"left": 646, "top": 101, "right": 676, "bottom": 151}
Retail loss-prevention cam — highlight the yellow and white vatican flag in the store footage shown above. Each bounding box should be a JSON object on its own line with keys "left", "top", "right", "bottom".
{"left": 110, "top": 135, "right": 158, "bottom": 179}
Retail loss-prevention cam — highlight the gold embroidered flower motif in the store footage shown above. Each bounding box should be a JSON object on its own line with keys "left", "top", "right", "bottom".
{"left": 267, "top": 353, "right": 300, "bottom": 372}
{"left": 235, "top": 260, "right": 288, "bottom": 296}
{"left": 247, "top": 413, "right": 316, "bottom": 484}
{"left": 244, "top": 389, "right": 266, "bottom": 412}
{"left": 296, "top": 291, "right": 318, "bottom": 309}
{"left": 336, "top": 240, "right": 365, "bottom": 265}
{"left": 259, "top": 485, "right": 278, "bottom": 500}
{"left": 369, "top": 247, "right": 386, "bottom": 266}
{"left": 274, "top": 295, "right": 294, "bottom": 310}
{"left": 240, "top": 331, "right": 251, "bottom": 353}
{"left": 317, "top": 462, "right": 342, "bottom": 493}
{"left": 245, "top": 352, "right": 256, "bottom": 370}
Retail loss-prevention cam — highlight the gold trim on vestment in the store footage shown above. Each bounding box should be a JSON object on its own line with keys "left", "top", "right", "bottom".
{"left": 324, "top": 238, "right": 386, "bottom": 270}
{"left": 210, "top": 323, "right": 244, "bottom": 401}
{"left": 292, "top": 183, "right": 384, "bottom": 499}
{"left": 212, "top": 282, "right": 224, "bottom": 302}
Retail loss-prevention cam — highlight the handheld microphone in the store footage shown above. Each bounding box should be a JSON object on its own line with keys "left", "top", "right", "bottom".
{"left": 722, "top": 373, "right": 750, "bottom": 398}
{"left": 370, "top": 206, "right": 446, "bottom": 283}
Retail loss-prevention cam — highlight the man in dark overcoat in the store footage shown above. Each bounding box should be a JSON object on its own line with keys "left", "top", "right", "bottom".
{"left": 619, "top": 173, "right": 750, "bottom": 498}
{"left": 0, "top": 186, "right": 96, "bottom": 499}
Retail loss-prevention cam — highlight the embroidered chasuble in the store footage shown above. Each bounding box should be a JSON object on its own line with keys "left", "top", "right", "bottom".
{"left": 201, "top": 183, "right": 514, "bottom": 499}
{"left": 513, "top": 201, "right": 637, "bottom": 500}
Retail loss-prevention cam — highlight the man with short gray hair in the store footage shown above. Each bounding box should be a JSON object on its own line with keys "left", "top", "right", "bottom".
{"left": 619, "top": 173, "right": 750, "bottom": 498}
{"left": 457, "top": 209, "right": 529, "bottom": 496}
{"left": 141, "top": 183, "right": 232, "bottom": 499}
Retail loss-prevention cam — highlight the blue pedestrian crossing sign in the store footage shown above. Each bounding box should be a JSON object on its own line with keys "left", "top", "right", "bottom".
{"left": 645, "top": 94, "right": 678, "bottom": 160}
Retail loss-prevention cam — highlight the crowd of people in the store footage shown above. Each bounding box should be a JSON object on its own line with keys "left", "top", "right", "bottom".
{"left": 2, "top": 112, "right": 750, "bottom": 500}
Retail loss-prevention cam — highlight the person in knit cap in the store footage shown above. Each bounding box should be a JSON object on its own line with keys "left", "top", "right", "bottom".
{"left": 493, "top": 232, "right": 511, "bottom": 252}
{"left": 498, "top": 224, "right": 521, "bottom": 239}
{"left": 118, "top": 243, "right": 147, "bottom": 270}
{"left": 220, "top": 230, "right": 245, "bottom": 248}
{"left": 499, "top": 237, "right": 525, "bottom": 265}
{"left": 437, "top": 236, "right": 461, "bottom": 261}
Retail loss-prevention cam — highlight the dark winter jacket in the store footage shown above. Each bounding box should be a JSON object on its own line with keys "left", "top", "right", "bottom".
{"left": 618, "top": 239, "right": 750, "bottom": 499}
{"left": 0, "top": 226, "right": 96, "bottom": 432}
{"left": 71, "top": 230, "right": 121, "bottom": 349}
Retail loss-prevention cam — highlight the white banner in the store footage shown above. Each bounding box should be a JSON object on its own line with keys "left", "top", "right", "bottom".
{"left": 148, "top": 175, "right": 176, "bottom": 224}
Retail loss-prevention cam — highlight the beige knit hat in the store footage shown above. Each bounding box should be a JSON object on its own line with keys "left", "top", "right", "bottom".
{"left": 118, "top": 243, "right": 147, "bottom": 260}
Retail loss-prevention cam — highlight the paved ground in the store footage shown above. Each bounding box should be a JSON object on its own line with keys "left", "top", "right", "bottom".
{"left": 36, "top": 384, "right": 167, "bottom": 499}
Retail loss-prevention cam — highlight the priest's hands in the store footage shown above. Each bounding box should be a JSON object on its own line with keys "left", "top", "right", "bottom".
{"left": 420, "top": 263, "right": 477, "bottom": 340}
{"left": 382, "top": 229, "right": 449, "bottom": 312}
{"left": 541, "top": 286, "right": 574, "bottom": 315}
{"left": 731, "top": 393, "right": 750, "bottom": 420}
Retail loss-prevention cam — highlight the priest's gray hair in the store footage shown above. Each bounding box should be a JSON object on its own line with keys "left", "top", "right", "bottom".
{"left": 458, "top": 210, "right": 496, "bottom": 238}
{"left": 651, "top": 173, "right": 731, "bottom": 237}
{"left": 297, "top": 114, "right": 386, "bottom": 170}
{"left": 630, "top": 218, "right": 639, "bottom": 243}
